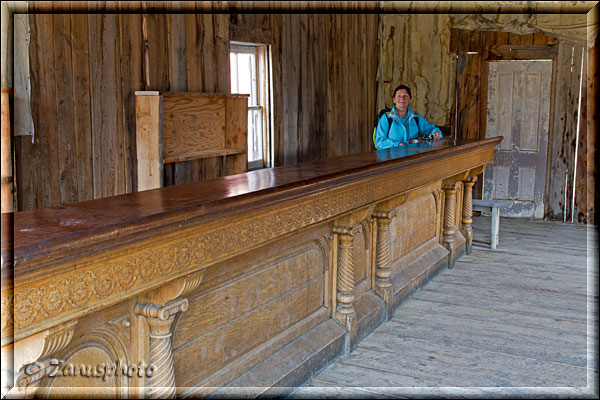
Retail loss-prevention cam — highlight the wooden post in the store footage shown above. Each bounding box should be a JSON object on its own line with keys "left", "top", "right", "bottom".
{"left": 332, "top": 224, "right": 361, "bottom": 343}
{"left": 135, "top": 91, "right": 162, "bottom": 191}
{"left": 461, "top": 177, "right": 476, "bottom": 255}
{"left": 372, "top": 210, "right": 396, "bottom": 320}
{"left": 1, "top": 88, "right": 14, "bottom": 213}
{"left": 134, "top": 299, "right": 188, "bottom": 399}
{"left": 442, "top": 183, "right": 458, "bottom": 268}
{"left": 134, "top": 272, "right": 203, "bottom": 398}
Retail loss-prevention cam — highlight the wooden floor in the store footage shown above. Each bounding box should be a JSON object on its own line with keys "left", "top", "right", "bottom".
{"left": 291, "top": 216, "right": 598, "bottom": 398}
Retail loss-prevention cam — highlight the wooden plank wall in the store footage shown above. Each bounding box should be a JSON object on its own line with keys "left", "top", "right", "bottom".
{"left": 15, "top": 11, "right": 230, "bottom": 211}
{"left": 548, "top": 41, "right": 586, "bottom": 222}
{"left": 581, "top": 42, "right": 598, "bottom": 224}
{"left": 15, "top": 11, "right": 378, "bottom": 211}
{"left": 231, "top": 13, "right": 379, "bottom": 166}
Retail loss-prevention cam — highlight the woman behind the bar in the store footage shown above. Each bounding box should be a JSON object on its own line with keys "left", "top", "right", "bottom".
{"left": 374, "top": 84, "right": 442, "bottom": 149}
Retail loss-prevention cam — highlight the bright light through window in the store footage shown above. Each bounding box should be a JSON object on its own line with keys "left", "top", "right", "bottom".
{"left": 230, "top": 43, "right": 272, "bottom": 169}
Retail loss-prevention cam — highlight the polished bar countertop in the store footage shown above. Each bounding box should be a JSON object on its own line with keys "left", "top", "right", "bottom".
{"left": 2, "top": 138, "right": 501, "bottom": 278}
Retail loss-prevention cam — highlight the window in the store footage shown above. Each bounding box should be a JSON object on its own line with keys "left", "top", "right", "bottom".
{"left": 230, "top": 42, "right": 273, "bottom": 170}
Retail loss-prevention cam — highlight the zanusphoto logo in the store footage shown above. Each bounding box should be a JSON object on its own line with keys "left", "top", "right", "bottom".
{"left": 39, "top": 359, "right": 155, "bottom": 381}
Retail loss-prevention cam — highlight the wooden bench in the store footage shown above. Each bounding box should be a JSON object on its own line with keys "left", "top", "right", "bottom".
{"left": 472, "top": 199, "right": 512, "bottom": 249}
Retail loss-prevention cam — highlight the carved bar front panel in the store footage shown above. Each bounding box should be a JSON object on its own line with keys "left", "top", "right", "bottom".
{"left": 2, "top": 138, "right": 501, "bottom": 397}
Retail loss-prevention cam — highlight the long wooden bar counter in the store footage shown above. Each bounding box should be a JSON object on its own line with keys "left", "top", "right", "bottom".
{"left": 1, "top": 137, "right": 501, "bottom": 398}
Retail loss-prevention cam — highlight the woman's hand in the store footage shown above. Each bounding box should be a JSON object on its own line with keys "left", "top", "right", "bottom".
{"left": 431, "top": 131, "right": 441, "bottom": 139}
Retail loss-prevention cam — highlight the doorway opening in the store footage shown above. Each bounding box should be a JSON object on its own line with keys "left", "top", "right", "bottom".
{"left": 230, "top": 42, "right": 273, "bottom": 170}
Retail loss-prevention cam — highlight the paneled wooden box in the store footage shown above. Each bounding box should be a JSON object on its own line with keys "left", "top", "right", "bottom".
{"left": 135, "top": 91, "right": 249, "bottom": 191}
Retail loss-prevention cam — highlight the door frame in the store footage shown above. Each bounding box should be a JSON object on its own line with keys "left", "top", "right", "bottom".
{"left": 479, "top": 44, "right": 558, "bottom": 218}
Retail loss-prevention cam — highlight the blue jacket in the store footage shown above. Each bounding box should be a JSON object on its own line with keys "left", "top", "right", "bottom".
{"left": 375, "top": 106, "right": 442, "bottom": 149}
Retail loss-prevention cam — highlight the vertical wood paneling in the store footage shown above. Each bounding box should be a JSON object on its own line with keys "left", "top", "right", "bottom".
{"left": 548, "top": 41, "right": 579, "bottom": 219}
{"left": 71, "top": 13, "right": 93, "bottom": 202}
{"left": 119, "top": 13, "right": 143, "bottom": 193}
{"left": 290, "top": 14, "right": 300, "bottom": 165}
{"left": 346, "top": 15, "right": 357, "bottom": 155}
{"left": 14, "top": 8, "right": 41, "bottom": 212}
{"left": 339, "top": 15, "right": 349, "bottom": 155}
{"left": 328, "top": 15, "right": 342, "bottom": 158}
{"left": 368, "top": 15, "right": 379, "bottom": 151}
{"left": 270, "top": 14, "right": 283, "bottom": 167}
{"left": 200, "top": 14, "right": 219, "bottom": 181}
{"left": 88, "top": 14, "right": 124, "bottom": 199}
{"left": 281, "top": 14, "right": 296, "bottom": 165}
{"left": 167, "top": 14, "right": 187, "bottom": 93}
{"left": 508, "top": 32, "right": 521, "bottom": 45}
{"left": 214, "top": 14, "right": 230, "bottom": 94}
{"left": 496, "top": 31, "right": 508, "bottom": 44}
{"left": 146, "top": 14, "right": 170, "bottom": 92}
{"left": 53, "top": 13, "right": 77, "bottom": 205}
{"left": 182, "top": 14, "right": 203, "bottom": 184}
{"left": 201, "top": 14, "right": 216, "bottom": 93}
{"left": 165, "top": 13, "right": 187, "bottom": 187}
{"left": 583, "top": 44, "right": 597, "bottom": 224}
{"left": 456, "top": 52, "right": 481, "bottom": 140}
{"left": 315, "top": 13, "right": 328, "bottom": 160}
{"left": 184, "top": 14, "right": 202, "bottom": 92}
{"left": 573, "top": 46, "right": 588, "bottom": 222}
{"left": 202, "top": 14, "right": 230, "bottom": 180}
{"left": 298, "top": 13, "right": 308, "bottom": 163}
{"left": 31, "top": 14, "right": 60, "bottom": 208}
{"left": 1, "top": 89, "right": 13, "bottom": 213}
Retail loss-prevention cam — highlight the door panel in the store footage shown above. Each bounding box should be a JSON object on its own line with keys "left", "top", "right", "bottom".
{"left": 484, "top": 60, "right": 552, "bottom": 219}
{"left": 493, "top": 166, "right": 510, "bottom": 199}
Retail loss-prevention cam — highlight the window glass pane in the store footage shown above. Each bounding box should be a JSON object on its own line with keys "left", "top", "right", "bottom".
{"left": 248, "top": 109, "right": 263, "bottom": 162}
{"left": 229, "top": 53, "right": 238, "bottom": 92}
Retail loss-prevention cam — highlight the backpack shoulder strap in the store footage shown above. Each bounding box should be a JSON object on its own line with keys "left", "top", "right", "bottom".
{"left": 373, "top": 108, "right": 393, "bottom": 150}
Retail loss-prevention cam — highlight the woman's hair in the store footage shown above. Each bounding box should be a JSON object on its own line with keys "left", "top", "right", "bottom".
{"left": 393, "top": 84, "right": 412, "bottom": 99}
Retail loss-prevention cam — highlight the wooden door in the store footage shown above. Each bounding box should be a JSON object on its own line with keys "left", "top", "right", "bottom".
{"left": 484, "top": 60, "right": 552, "bottom": 219}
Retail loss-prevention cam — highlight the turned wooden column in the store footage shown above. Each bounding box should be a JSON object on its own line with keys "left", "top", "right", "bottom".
{"left": 442, "top": 183, "right": 458, "bottom": 268}
{"left": 134, "top": 271, "right": 203, "bottom": 399}
{"left": 332, "top": 225, "right": 362, "bottom": 331}
{"left": 461, "top": 177, "right": 477, "bottom": 255}
{"left": 14, "top": 320, "right": 78, "bottom": 398}
{"left": 134, "top": 299, "right": 187, "bottom": 399}
{"left": 372, "top": 210, "right": 396, "bottom": 320}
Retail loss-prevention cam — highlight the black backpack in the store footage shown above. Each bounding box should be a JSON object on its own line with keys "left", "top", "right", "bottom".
{"left": 372, "top": 108, "right": 419, "bottom": 149}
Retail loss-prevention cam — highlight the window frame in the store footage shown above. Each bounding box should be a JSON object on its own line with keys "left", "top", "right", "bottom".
{"left": 230, "top": 42, "right": 273, "bottom": 170}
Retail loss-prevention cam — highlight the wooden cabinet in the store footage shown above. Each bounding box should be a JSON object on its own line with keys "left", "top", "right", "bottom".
{"left": 135, "top": 92, "right": 249, "bottom": 191}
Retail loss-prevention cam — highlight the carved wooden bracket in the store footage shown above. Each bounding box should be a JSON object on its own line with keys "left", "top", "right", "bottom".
{"left": 372, "top": 210, "right": 397, "bottom": 320}
{"left": 442, "top": 170, "right": 469, "bottom": 186}
{"left": 468, "top": 165, "right": 486, "bottom": 177}
{"left": 134, "top": 271, "right": 203, "bottom": 399}
{"left": 13, "top": 319, "right": 78, "bottom": 396}
{"left": 461, "top": 177, "right": 477, "bottom": 255}
{"left": 142, "top": 270, "right": 204, "bottom": 306}
{"left": 332, "top": 224, "right": 362, "bottom": 328}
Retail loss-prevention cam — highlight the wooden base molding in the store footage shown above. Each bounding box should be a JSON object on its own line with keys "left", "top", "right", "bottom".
{"left": 2, "top": 138, "right": 501, "bottom": 397}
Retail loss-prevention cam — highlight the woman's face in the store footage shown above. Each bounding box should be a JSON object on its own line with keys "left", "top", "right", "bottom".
{"left": 393, "top": 89, "right": 411, "bottom": 111}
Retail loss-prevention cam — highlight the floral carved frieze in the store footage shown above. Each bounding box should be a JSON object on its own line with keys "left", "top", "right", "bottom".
{"left": 3, "top": 165, "right": 448, "bottom": 340}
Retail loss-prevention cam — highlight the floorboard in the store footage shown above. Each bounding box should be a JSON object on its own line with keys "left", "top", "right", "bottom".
{"left": 291, "top": 216, "right": 598, "bottom": 398}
